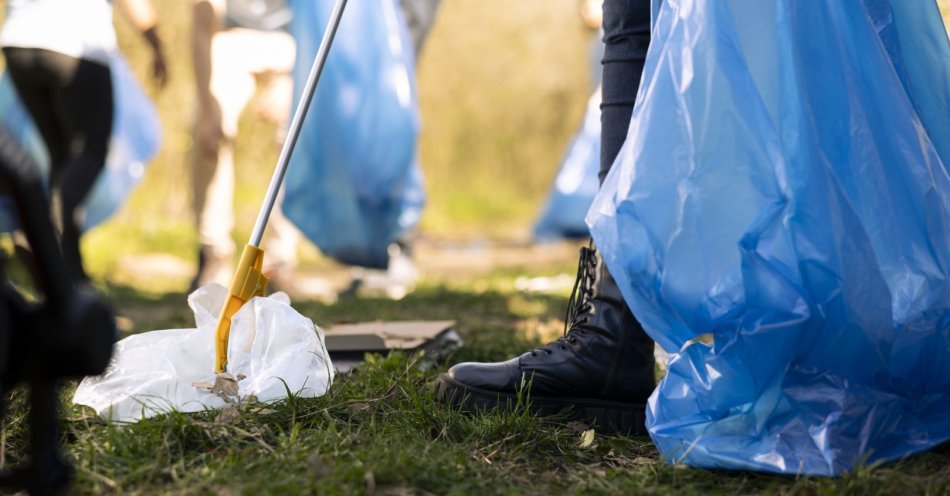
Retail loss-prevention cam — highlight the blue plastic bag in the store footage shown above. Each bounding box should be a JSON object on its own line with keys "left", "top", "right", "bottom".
{"left": 283, "top": 0, "right": 423, "bottom": 269}
{"left": 534, "top": 89, "right": 602, "bottom": 241}
{"left": 0, "top": 55, "right": 161, "bottom": 232}
{"left": 588, "top": 0, "right": 950, "bottom": 475}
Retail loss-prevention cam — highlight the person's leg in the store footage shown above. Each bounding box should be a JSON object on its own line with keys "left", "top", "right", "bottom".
{"left": 262, "top": 186, "right": 301, "bottom": 289}
{"left": 348, "top": 0, "right": 441, "bottom": 299}
{"left": 191, "top": 29, "right": 257, "bottom": 288}
{"left": 435, "top": 0, "right": 655, "bottom": 435}
{"left": 3, "top": 47, "right": 72, "bottom": 281}
{"left": 192, "top": 27, "right": 305, "bottom": 291}
{"left": 4, "top": 48, "right": 113, "bottom": 281}
{"left": 600, "top": 0, "right": 651, "bottom": 182}
{"left": 2, "top": 48, "right": 71, "bottom": 171}
{"left": 190, "top": 136, "right": 236, "bottom": 288}
{"left": 248, "top": 30, "right": 303, "bottom": 286}
{"left": 55, "top": 56, "right": 113, "bottom": 282}
{"left": 251, "top": 61, "right": 299, "bottom": 278}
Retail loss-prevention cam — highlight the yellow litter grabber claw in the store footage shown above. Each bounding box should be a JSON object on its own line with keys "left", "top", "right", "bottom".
{"left": 214, "top": 245, "right": 268, "bottom": 372}
{"left": 211, "top": 0, "right": 348, "bottom": 372}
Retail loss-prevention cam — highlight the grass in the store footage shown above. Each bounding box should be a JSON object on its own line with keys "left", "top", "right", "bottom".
{"left": 2, "top": 264, "right": 950, "bottom": 495}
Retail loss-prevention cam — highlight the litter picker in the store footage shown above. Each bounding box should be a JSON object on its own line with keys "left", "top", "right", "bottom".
{"left": 214, "top": 0, "right": 348, "bottom": 373}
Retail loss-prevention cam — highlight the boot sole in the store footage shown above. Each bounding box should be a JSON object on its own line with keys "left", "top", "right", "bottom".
{"left": 434, "top": 373, "right": 649, "bottom": 436}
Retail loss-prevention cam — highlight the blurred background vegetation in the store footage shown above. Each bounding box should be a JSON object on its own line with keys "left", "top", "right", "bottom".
{"left": 7, "top": 0, "right": 950, "bottom": 288}
{"left": 80, "top": 0, "right": 595, "bottom": 284}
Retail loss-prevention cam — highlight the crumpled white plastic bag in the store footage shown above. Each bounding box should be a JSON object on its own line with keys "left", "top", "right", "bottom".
{"left": 73, "top": 284, "right": 334, "bottom": 423}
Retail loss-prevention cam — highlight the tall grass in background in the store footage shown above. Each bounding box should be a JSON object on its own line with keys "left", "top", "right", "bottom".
{"left": 82, "top": 0, "right": 592, "bottom": 276}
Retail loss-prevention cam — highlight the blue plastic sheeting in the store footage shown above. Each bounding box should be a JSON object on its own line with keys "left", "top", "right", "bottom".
{"left": 588, "top": 0, "right": 950, "bottom": 476}
{"left": 283, "top": 0, "right": 423, "bottom": 269}
{"left": 534, "top": 89, "right": 602, "bottom": 241}
{"left": 0, "top": 55, "right": 161, "bottom": 232}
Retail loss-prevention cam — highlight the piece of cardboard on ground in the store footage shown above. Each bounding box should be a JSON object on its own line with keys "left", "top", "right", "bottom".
{"left": 324, "top": 320, "right": 461, "bottom": 372}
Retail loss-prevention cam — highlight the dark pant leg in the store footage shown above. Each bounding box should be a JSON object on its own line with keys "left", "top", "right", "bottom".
{"left": 3, "top": 47, "right": 72, "bottom": 176}
{"left": 54, "top": 55, "right": 113, "bottom": 281}
{"left": 599, "top": 2, "right": 656, "bottom": 359}
{"left": 2, "top": 47, "right": 113, "bottom": 281}
{"left": 600, "top": 0, "right": 651, "bottom": 184}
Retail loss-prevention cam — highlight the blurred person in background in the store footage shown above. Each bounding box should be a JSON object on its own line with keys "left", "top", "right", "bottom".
{"left": 0, "top": 0, "right": 167, "bottom": 282}
{"left": 191, "top": 0, "right": 441, "bottom": 297}
{"left": 190, "top": 0, "right": 302, "bottom": 292}
{"left": 344, "top": 0, "right": 441, "bottom": 299}
{"left": 580, "top": 0, "right": 604, "bottom": 85}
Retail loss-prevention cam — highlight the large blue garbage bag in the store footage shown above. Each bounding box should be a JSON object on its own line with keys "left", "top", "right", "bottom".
{"left": 588, "top": 0, "right": 950, "bottom": 476}
{"left": 283, "top": 0, "right": 423, "bottom": 269}
{"left": 0, "top": 55, "right": 161, "bottom": 232}
{"left": 534, "top": 89, "right": 602, "bottom": 241}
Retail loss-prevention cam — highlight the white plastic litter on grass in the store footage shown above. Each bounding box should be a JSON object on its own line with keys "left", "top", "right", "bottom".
{"left": 73, "top": 284, "right": 334, "bottom": 423}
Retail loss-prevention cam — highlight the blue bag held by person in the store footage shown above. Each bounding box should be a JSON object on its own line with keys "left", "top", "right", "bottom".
{"left": 589, "top": 0, "right": 950, "bottom": 476}
{"left": 283, "top": 0, "right": 423, "bottom": 269}
{"left": 0, "top": 54, "right": 161, "bottom": 232}
{"left": 534, "top": 89, "right": 602, "bottom": 241}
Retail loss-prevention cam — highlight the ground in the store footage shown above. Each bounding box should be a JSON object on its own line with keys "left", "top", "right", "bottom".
{"left": 3, "top": 239, "right": 950, "bottom": 495}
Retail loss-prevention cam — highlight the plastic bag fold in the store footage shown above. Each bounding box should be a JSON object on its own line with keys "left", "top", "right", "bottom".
{"left": 589, "top": 0, "right": 950, "bottom": 475}
{"left": 73, "top": 284, "right": 334, "bottom": 423}
{"left": 282, "top": 0, "right": 423, "bottom": 269}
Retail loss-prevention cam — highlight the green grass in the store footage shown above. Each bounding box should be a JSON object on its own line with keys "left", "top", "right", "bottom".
{"left": 2, "top": 266, "right": 950, "bottom": 495}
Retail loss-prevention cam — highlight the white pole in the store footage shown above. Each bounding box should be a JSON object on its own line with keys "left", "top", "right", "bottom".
{"left": 249, "top": 0, "right": 349, "bottom": 247}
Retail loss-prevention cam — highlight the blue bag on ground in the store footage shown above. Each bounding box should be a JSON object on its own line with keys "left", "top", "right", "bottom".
{"left": 0, "top": 55, "right": 161, "bottom": 232}
{"left": 534, "top": 88, "right": 601, "bottom": 241}
{"left": 283, "top": 0, "right": 422, "bottom": 269}
{"left": 588, "top": 0, "right": 950, "bottom": 475}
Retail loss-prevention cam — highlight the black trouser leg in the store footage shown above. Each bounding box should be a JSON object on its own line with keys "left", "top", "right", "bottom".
{"left": 3, "top": 48, "right": 113, "bottom": 282}
{"left": 55, "top": 58, "right": 113, "bottom": 282}
{"left": 2, "top": 48, "right": 71, "bottom": 170}
{"left": 598, "top": 0, "right": 656, "bottom": 360}
{"left": 600, "top": 0, "right": 651, "bottom": 184}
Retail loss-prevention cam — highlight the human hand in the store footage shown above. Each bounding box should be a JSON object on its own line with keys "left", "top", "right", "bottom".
{"left": 151, "top": 47, "right": 168, "bottom": 88}
{"left": 142, "top": 26, "right": 168, "bottom": 88}
{"left": 580, "top": 0, "right": 602, "bottom": 30}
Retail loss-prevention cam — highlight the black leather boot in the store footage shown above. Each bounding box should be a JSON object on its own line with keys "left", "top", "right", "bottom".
{"left": 435, "top": 242, "right": 656, "bottom": 434}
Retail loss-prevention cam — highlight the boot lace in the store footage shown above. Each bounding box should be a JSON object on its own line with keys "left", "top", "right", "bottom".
{"left": 563, "top": 244, "right": 598, "bottom": 336}
{"left": 531, "top": 244, "right": 598, "bottom": 356}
